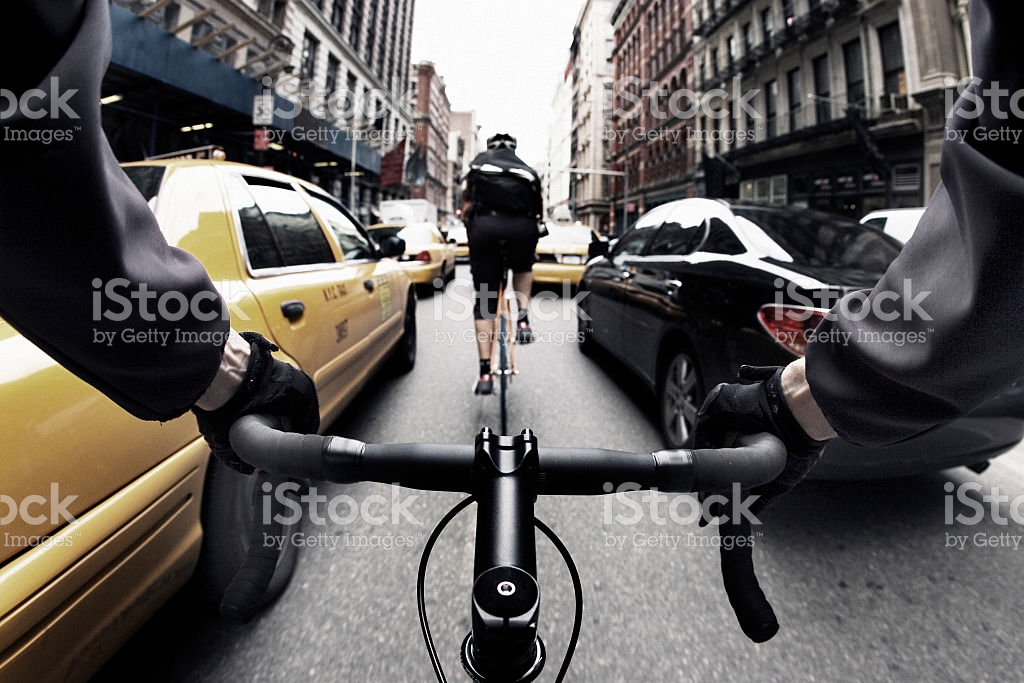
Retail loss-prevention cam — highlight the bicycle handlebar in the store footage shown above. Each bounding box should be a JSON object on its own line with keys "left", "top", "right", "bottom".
{"left": 226, "top": 415, "right": 787, "bottom": 676}
{"left": 228, "top": 415, "right": 785, "bottom": 495}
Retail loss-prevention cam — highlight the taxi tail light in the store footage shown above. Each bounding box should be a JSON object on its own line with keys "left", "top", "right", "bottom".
{"left": 756, "top": 304, "right": 828, "bottom": 357}
{"left": 415, "top": 250, "right": 432, "bottom": 263}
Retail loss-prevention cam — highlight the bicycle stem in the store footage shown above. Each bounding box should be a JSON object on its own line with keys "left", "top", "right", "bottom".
{"left": 462, "top": 428, "right": 544, "bottom": 682}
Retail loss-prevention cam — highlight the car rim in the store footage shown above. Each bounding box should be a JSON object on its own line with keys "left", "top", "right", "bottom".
{"left": 662, "top": 354, "right": 699, "bottom": 447}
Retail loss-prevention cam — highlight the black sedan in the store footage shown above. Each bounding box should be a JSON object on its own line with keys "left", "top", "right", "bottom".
{"left": 578, "top": 199, "right": 1024, "bottom": 479}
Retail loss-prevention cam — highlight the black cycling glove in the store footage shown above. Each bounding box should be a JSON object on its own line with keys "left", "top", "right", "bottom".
{"left": 192, "top": 332, "right": 320, "bottom": 474}
{"left": 695, "top": 365, "right": 831, "bottom": 515}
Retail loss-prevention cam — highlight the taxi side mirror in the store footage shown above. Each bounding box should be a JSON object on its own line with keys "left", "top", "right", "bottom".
{"left": 379, "top": 235, "right": 406, "bottom": 258}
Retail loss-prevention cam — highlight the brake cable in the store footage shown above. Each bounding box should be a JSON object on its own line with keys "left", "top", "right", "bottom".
{"left": 416, "top": 497, "right": 585, "bottom": 683}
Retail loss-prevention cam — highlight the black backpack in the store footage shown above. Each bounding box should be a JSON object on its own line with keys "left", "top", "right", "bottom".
{"left": 465, "top": 148, "right": 541, "bottom": 218}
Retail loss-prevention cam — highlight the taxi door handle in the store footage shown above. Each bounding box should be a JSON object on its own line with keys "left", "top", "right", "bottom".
{"left": 281, "top": 300, "right": 305, "bottom": 321}
{"left": 364, "top": 279, "right": 375, "bottom": 293}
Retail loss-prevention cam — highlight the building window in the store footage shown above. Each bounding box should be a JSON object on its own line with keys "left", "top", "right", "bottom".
{"left": 761, "top": 6, "right": 774, "bottom": 44}
{"left": 331, "top": 0, "right": 346, "bottom": 32}
{"left": 742, "top": 22, "right": 753, "bottom": 54}
{"left": 878, "top": 21, "right": 906, "bottom": 96}
{"left": 813, "top": 53, "right": 831, "bottom": 123}
{"left": 349, "top": 0, "right": 363, "bottom": 51}
{"left": 364, "top": 0, "right": 377, "bottom": 63}
{"left": 325, "top": 53, "right": 340, "bottom": 98}
{"left": 765, "top": 79, "right": 777, "bottom": 137}
{"left": 787, "top": 67, "right": 802, "bottom": 132}
{"left": 711, "top": 47, "right": 719, "bottom": 77}
{"left": 781, "top": 0, "right": 795, "bottom": 27}
{"left": 843, "top": 38, "right": 865, "bottom": 108}
{"left": 726, "top": 35, "right": 735, "bottom": 68}
{"left": 258, "top": 0, "right": 286, "bottom": 27}
{"left": 300, "top": 32, "right": 319, "bottom": 81}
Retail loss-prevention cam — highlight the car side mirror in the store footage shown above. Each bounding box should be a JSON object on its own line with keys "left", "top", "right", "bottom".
{"left": 379, "top": 235, "right": 406, "bottom": 258}
{"left": 588, "top": 239, "right": 609, "bottom": 259}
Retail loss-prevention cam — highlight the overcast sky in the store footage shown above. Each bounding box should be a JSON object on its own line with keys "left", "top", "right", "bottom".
{"left": 410, "top": 0, "right": 586, "bottom": 167}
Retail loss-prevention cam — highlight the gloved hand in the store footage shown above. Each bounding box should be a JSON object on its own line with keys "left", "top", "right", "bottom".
{"left": 695, "top": 365, "right": 831, "bottom": 515}
{"left": 192, "top": 332, "right": 320, "bottom": 474}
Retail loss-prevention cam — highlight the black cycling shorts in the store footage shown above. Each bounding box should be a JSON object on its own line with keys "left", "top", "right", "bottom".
{"left": 467, "top": 213, "right": 539, "bottom": 320}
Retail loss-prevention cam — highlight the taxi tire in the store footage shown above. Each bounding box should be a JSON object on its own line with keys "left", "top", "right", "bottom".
{"left": 193, "top": 458, "right": 302, "bottom": 612}
{"left": 388, "top": 290, "right": 417, "bottom": 374}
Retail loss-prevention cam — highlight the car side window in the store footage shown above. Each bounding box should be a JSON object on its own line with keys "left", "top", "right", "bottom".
{"left": 612, "top": 225, "right": 657, "bottom": 261}
{"left": 701, "top": 217, "right": 746, "bottom": 255}
{"left": 862, "top": 217, "right": 886, "bottom": 230}
{"left": 647, "top": 220, "right": 703, "bottom": 256}
{"left": 305, "top": 192, "right": 375, "bottom": 261}
{"left": 229, "top": 175, "right": 336, "bottom": 269}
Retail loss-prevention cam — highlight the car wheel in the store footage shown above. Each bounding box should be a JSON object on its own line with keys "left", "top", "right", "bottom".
{"left": 389, "top": 290, "right": 417, "bottom": 374}
{"left": 658, "top": 349, "right": 703, "bottom": 449}
{"left": 194, "top": 458, "right": 302, "bottom": 612}
{"left": 576, "top": 293, "right": 595, "bottom": 356}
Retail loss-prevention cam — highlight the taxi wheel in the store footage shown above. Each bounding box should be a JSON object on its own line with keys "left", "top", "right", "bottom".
{"left": 389, "top": 290, "right": 417, "bottom": 374}
{"left": 193, "top": 458, "right": 302, "bottom": 611}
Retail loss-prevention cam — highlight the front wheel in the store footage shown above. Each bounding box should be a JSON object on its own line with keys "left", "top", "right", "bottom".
{"left": 658, "top": 349, "right": 703, "bottom": 449}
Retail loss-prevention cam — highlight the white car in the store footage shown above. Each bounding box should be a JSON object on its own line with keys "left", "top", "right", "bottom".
{"left": 859, "top": 207, "right": 926, "bottom": 244}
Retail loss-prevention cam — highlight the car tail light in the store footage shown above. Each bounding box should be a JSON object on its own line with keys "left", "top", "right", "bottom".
{"left": 757, "top": 304, "right": 828, "bottom": 357}
{"left": 415, "top": 250, "right": 432, "bottom": 263}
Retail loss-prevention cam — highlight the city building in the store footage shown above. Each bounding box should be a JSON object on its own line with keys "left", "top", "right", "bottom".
{"left": 408, "top": 61, "right": 452, "bottom": 218}
{"left": 546, "top": 62, "right": 575, "bottom": 220}
{"left": 449, "top": 110, "right": 483, "bottom": 219}
{"left": 609, "top": 0, "right": 697, "bottom": 231}
{"left": 605, "top": 0, "right": 970, "bottom": 224}
{"left": 568, "top": 0, "right": 617, "bottom": 233}
{"left": 103, "top": 0, "right": 417, "bottom": 221}
{"left": 693, "top": 0, "right": 949, "bottom": 216}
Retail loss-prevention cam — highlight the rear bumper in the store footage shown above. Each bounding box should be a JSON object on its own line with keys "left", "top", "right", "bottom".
{"left": 533, "top": 262, "right": 585, "bottom": 286}
{"left": 812, "top": 386, "right": 1024, "bottom": 480}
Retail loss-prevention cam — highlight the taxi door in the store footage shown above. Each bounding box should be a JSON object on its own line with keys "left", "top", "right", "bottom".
{"left": 221, "top": 170, "right": 385, "bottom": 419}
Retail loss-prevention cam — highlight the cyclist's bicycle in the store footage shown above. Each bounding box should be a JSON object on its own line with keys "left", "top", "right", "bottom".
{"left": 491, "top": 254, "right": 521, "bottom": 435}
{"left": 221, "top": 415, "right": 787, "bottom": 682}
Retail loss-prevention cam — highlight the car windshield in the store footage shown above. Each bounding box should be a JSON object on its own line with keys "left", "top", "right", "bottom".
{"left": 731, "top": 206, "right": 902, "bottom": 281}
{"left": 543, "top": 226, "right": 594, "bottom": 244}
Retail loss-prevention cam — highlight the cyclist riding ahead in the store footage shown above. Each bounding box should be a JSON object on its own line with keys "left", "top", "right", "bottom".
{"left": 461, "top": 133, "right": 545, "bottom": 395}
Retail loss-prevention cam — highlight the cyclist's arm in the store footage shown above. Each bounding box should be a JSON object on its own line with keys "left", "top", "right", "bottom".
{"left": 0, "top": 0, "right": 232, "bottom": 421}
{"left": 803, "top": 0, "right": 1024, "bottom": 446}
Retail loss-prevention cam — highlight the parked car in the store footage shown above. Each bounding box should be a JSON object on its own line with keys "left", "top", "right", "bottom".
{"left": 0, "top": 159, "right": 418, "bottom": 682}
{"left": 533, "top": 223, "right": 607, "bottom": 288}
{"left": 578, "top": 198, "right": 1024, "bottom": 479}
{"left": 859, "top": 207, "right": 926, "bottom": 243}
{"left": 366, "top": 221, "right": 457, "bottom": 289}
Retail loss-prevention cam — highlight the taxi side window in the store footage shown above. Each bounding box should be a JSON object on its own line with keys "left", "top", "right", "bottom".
{"left": 306, "top": 192, "right": 375, "bottom": 261}
{"left": 229, "top": 175, "right": 336, "bottom": 269}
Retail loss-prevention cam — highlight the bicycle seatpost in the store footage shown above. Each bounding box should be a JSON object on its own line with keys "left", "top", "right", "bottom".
{"left": 461, "top": 428, "right": 545, "bottom": 683}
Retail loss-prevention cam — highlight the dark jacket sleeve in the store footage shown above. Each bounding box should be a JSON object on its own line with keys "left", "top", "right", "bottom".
{"left": 804, "top": 0, "right": 1024, "bottom": 446}
{"left": 0, "top": 0, "right": 229, "bottom": 421}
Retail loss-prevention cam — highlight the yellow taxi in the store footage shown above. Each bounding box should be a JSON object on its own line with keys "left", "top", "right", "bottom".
{"left": 533, "top": 222, "right": 608, "bottom": 288}
{"left": 366, "top": 221, "right": 457, "bottom": 288}
{"left": 0, "top": 159, "right": 417, "bottom": 683}
{"left": 444, "top": 222, "right": 469, "bottom": 260}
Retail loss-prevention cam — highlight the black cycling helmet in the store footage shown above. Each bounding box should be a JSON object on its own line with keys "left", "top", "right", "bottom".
{"left": 486, "top": 133, "right": 518, "bottom": 150}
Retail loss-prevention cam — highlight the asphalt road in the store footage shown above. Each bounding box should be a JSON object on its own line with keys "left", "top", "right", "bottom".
{"left": 96, "top": 266, "right": 1024, "bottom": 682}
